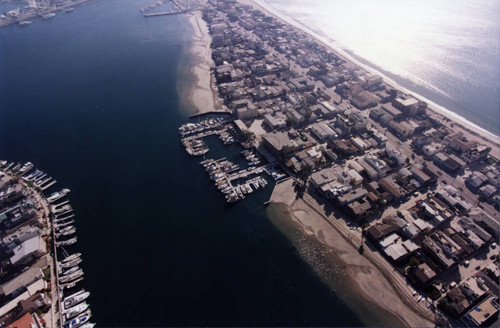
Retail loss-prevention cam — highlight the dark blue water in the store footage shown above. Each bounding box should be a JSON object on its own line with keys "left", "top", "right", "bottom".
{"left": 0, "top": 0, "right": 364, "bottom": 326}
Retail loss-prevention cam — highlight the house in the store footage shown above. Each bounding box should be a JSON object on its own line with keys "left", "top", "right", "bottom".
{"left": 349, "top": 91, "right": 379, "bottom": 110}
{"left": 378, "top": 177, "right": 405, "bottom": 200}
{"left": 422, "top": 232, "right": 458, "bottom": 270}
{"left": 386, "top": 143, "right": 407, "bottom": 166}
{"left": 9, "top": 234, "right": 45, "bottom": 266}
{"left": 464, "top": 295, "right": 499, "bottom": 327}
{"left": 410, "top": 167, "right": 432, "bottom": 186}
{"left": 263, "top": 113, "right": 287, "bottom": 130}
{"left": 346, "top": 197, "right": 373, "bottom": 217}
{"left": 261, "top": 131, "right": 304, "bottom": 159}
{"left": 407, "top": 262, "right": 436, "bottom": 288}
{"left": 310, "top": 123, "right": 336, "bottom": 141}
{"left": 310, "top": 168, "right": 338, "bottom": 189}
{"left": 235, "top": 101, "right": 258, "bottom": 120}
{"left": 2, "top": 313, "right": 36, "bottom": 328}
{"left": 392, "top": 94, "right": 426, "bottom": 116}
{"left": 364, "top": 154, "right": 388, "bottom": 177}
{"left": 0, "top": 267, "right": 45, "bottom": 298}
{"left": 388, "top": 120, "right": 416, "bottom": 139}
{"left": 381, "top": 103, "right": 402, "bottom": 118}
{"left": 336, "top": 187, "right": 368, "bottom": 206}
{"left": 0, "top": 186, "right": 24, "bottom": 208}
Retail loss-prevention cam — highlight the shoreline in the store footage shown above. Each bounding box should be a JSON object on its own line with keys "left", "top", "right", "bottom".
{"left": 243, "top": 0, "right": 500, "bottom": 156}
{"left": 184, "top": 9, "right": 226, "bottom": 116}
{"left": 267, "top": 179, "right": 435, "bottom": 327}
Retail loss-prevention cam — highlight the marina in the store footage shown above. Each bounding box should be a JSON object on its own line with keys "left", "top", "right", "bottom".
{"left": 0, "top": 160, "right": 94, "bottom": 327}
{"left": 180, "top": 117, "right": 288, "bottom": 204}
{"left": 179, "top": 117, "right": 233, "bottom": 156}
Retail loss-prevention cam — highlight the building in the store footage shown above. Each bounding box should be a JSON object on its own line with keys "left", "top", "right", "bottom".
{"left": 407, "top": 262, "right": 436, "bottom": 288}
{"left": 0, "top": 267, "right": 45, "bottom": 298}
{"left": 263, "top": 113, "right": 287, "bottom": 130}
{"left": 392, "top": 94, "right": 426, "bottom": 116}
{"left": 464, "top": 295, "right": 499, "bottom": 327}
{"left": 9, "top": 234, "right": 45, "bottom": 266}
{"left": 350, "top": 91, "right": 379, "bottom": 110}
{"left": 364, "top": 154, "right": 388, "bottom": 177}
{"left": 235, "top": 102, "right": 258, "bottom": 120}
{"left": 381, "top": 103, "right": 402, "bottom": 118}
{"left": 2, "top": 313, "right": 36, "bottom": 328}
{"left": 310, "top": 168, "right": 338, "bottom": 189}
{"left": 310, "top": 123, "right": 336, "bottom": 141}
{"left": 261, "top": 131, "right": 300, "bottom": 159}
{"left": 336, "top": 187, "right": 368, "bottom": 206}
{"left": 388, "top": 120, "right": 417, "bottom": 139}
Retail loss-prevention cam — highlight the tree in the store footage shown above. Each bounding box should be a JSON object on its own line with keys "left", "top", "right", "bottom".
{"left": 303, "top": 106, "right": 312, "bottom": 121}
{"left": 241, "top": 130, "right": 256, "bottom": 144}
{"left": 286, "top": 116, "right": 296, "bottom": 127}
{"left": 298, "top": 163, "right": 312, "bottom": 183}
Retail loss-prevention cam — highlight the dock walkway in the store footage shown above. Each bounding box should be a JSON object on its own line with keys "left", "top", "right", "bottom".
{"left": 143, "top": 10, "right": 186, "bottom": 17}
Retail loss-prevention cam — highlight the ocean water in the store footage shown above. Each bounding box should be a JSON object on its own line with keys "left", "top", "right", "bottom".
{"left": 0, "top": 0, "right": 372, "bottom": 326}
{"left": 263, "top": 0, "right": 500, "bottom": 135}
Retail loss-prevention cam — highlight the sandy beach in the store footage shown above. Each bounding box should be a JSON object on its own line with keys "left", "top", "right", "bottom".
{"left": 241, "top": 0, "right": 500, "bottom": 157}
{"left": 184, "top": 10, "right": 224, "bottom": 115}
{"left": 268, "top": 179, "right": 435, "bottom": 327}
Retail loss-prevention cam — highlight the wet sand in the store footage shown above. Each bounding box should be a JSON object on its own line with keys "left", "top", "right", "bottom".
{"left": 183, "top": 10, "right": 219, "bottom": 115}
{"left": 267, "top": 179, "right": 435, "bottom": 327}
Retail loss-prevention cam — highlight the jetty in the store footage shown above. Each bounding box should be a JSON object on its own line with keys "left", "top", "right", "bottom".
{"left": 143, "top": 10, "right": 186, "bottom": 17}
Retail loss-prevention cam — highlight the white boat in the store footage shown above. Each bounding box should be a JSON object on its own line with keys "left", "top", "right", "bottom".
{"left": 47, "top": 188, "right": 71, "bottom": 203}
{"left": 56, "top": 237, "right": 77, "bottom": 247}
{"left": 63, "top": 289, "right": 85, "bottom": 302}
{"left": 60, "top": 257, "right": 82, "bottom": 269}
{"left": 64, "top": 302, "right": 89, "bottom": 320}
{"left": 56, "top": 228, "right": 76, "bottom": 238}
{"left": 59, "top": 270, "right": 84, "bottom": 284}
{"left": 55, "top": 220, "right": 75, "bottom": 229}
{"left": 40, "top": 12, "right": 56, "bottom": 20}
{"left": 62, "top": 266, "right": 80, "bottom": 276}
{"left": 18, "top": 162, "right": 33, "bottom": 174}
{"left": 78, "top": 323, "right": 95, "bottom": 328}
{"left": 57, "top": 225, "right": 75, "bottom": 234}
{"left": 63, "top": 277, "right": 84, "bottom": 290}
{"left": 64, "top": 310, "right": 91, "bottom": 328}
{"left": 64, "top": 290, "right": 90, "bottom": 309}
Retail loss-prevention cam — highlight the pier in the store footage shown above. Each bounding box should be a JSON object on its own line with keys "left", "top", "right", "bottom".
{"left": 0, "top": 160, "right": 94, "bottom": 327}
{"left": 189, "top": 110, "right": 232, "bottom": 119}
{"left": 143, "top": 10, "right": 187, "bottom": 17}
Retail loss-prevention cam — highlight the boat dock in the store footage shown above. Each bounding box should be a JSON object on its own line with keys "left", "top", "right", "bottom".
{"left": 0, "top": 159, "right": 94, "bottom": 327}
{"left": 179, "top": 117, "right": 232, "bottom": 156}
{"left": 189, "top": 110, "right": 232, "bottom": 119}
{"left": 201, "top": 151, "right": 287, "bottom": 204}
{"left": 143, "top": 10, "right": 186, "bottom": 17}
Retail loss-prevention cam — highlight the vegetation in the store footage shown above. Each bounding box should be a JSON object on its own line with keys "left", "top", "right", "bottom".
{"left": 297, "top": 164, "right": 312, "bottom": 184}
{"left": 241, "top": 130, "right": 256, "bottom": 144}
{"left": 423, "top": 284, "right": 441, "bottom": 300}
{"left": 42, "top": 266, "right": 51, "bottom": 281}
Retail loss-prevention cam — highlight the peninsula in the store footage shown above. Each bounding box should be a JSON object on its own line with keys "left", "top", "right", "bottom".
{"left": 177, "top": 0, "right": 500, "bottom": 326}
